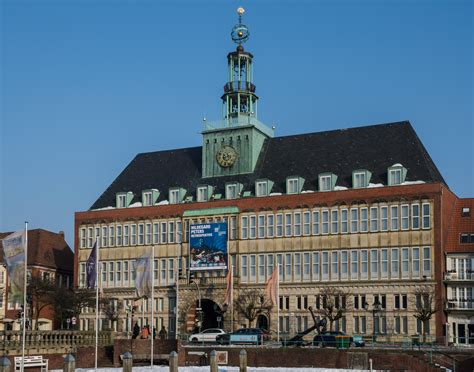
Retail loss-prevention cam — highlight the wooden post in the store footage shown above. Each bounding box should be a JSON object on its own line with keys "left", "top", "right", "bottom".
{"left": 169, "top": 351, "right": 178, "bottom": 372}
{"left": 210, "top": 350, "right": 217, "bottom": 372}
{"left": 63, "top": 354, "right": 75, "bottom": 372}
{"left": 122, "top": 352, "right": 133, "bottom": 372}
{"left": 0, "top": 356, "right": 10, "bottom": 372}
{"left": 239, "top": 349, "right": 247, "bottom": 372}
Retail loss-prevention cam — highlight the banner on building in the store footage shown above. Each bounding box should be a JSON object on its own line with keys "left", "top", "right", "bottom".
{"left": 189, "top": 223, "right": 228, "bottom": 271}
{"left": 1, "top": 230, "right": 26, "bottom": 301}
{"left": 135, "top": 254, "right": 152, "bottom": 298}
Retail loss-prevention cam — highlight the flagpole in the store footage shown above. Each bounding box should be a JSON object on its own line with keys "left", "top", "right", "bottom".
{"left": 21, "top": 222, "right": 28, "bottom": 372}
{"left": 230, "top": 264, "right": 233, "bottom": 332}
{"left": 95, "top": 236, "right": 99, "bottom": 372}
{"left": 175, "top": 254, "right": 179, "bottom": 340}
{"left": 277, "top": 265, "right": 280, "bottom": 342}
{"left": 151, "top": 245, "right": 155, "bottom": 368}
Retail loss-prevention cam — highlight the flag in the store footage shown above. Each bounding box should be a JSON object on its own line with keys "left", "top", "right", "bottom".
{"left": 265, "top": 266, "right": 279, "bottom": 306}
{"left": 135, "top": 254, "right": 152, "bottom": 298}
{"left": 1, "top": 230, "right": 26, "bottom": 301}
{"left": 86, "top": 242, "right": 97, "bottom": 289}
{"left": 224, "top": 267, "right": 233, "bottom": 306}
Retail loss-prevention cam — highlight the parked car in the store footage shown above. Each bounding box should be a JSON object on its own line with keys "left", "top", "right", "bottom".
{"left": 312, "top": 331, "right": 365, "bottom": 347}
{"left": 188, "top": 328, "right": 227, "bottom": 343}
{"left": 216, "top": 328, "right": 268, "bottom": 345}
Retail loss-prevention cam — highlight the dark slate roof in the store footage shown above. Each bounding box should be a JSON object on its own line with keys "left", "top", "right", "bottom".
{"left": 90, "top": 121, "right": 446, "bottom": 209}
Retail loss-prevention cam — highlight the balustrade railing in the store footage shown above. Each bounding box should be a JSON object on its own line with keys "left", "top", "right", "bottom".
{"left": 0, "top": 330, "right": 113, "bottom": 351}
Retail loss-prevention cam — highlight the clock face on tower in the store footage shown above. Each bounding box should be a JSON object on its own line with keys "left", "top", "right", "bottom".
{"left": 216, "top": 145, "right": 238, "bottom": 168}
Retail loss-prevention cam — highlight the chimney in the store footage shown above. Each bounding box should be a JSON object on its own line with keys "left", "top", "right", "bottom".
{"left": 59, "top": 231, "right": 65, "bottom": 238}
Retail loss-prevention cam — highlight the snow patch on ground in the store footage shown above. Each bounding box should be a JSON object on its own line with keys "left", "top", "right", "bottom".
{"left": 53, "top": 367, "right": 370, "bottom": 372}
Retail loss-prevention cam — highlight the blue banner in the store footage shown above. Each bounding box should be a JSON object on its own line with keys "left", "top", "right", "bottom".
{"left": 190, "top": 223, "right": 228, "bottom": 271}
{"left": 86, "top": 242, "right": 97, "bottom": 289}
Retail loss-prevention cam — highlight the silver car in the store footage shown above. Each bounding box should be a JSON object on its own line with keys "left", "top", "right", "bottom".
{"left": 188, "top": 328, "right": 227, "bottom": 343}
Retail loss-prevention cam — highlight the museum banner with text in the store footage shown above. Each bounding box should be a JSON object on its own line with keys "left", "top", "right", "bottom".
{"left": 190, "top": 223, "right": 228, "bottom": 271}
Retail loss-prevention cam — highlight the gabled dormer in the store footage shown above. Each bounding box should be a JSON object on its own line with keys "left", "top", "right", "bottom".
{"left": 142, "top": 189, "right": 160, "bottom": 206}
{"left": 169, "top": 188, "right": 186, "bottom": 204}
{"left": 352, "top": 169, "right": 372, "bottom": 189}
{"left": 116, "top": 191, "right": 134, "bottom": 208}
{"left": 388, "top": 164, "right": 407, "bottom": 186}
{"left": 197, "top": 185, "right": 214, "bottom": 202}
{"left": 286, "top": 176, "right": 305, "bottom": 194}
{"left": 225, "top": 182, "right": 243, "bottom": 200}
{"left": 318, "top": 173, "right": 337, "bottom": 192}
{"left": 255, "top": 179, "right": 274, "bottom": 197}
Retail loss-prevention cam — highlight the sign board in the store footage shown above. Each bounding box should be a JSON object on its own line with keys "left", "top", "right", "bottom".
{"left": 216, "top": 351, "right": 228, "bottom": 365}
{"left": 190, "top": 223, "right": 228, "bottom": 271}
{"left": 71, "top": 317, "right": 77, "bottom": 325}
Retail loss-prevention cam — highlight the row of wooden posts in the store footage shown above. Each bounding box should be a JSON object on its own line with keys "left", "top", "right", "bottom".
{"left": 0, "top": 350, "right": 250, "bottom": 372}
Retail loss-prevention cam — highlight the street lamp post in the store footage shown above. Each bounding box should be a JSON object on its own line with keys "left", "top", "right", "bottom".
{"left": 372, "top": 298, "right": 382, "bottom": 344}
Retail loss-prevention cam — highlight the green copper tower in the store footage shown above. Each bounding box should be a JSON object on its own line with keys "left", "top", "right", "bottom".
{"left": 202, "top": 7, "right": 274, "bottom": 179}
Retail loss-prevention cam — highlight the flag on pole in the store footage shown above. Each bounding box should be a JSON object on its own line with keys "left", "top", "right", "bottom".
{"left": 265, "top": 266, "right": 279, "bottom": 306}
{"left": 86, "top": 242, "right": 97, "bottom": 289}
{"left": 224, "top": 267, "right": 233, "bottom": 306}
{"left": 1, "top": 230, "right": 27, "bottom": 301}
{"left": 135, "top": 254, "right": 152, "bottom": 298}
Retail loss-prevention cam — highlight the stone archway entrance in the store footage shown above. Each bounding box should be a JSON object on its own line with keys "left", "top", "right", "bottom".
{"left": 256, "top": 314, "right": 269, "bottom": 331}
{"left": 186, "top": 298, "right": 224, "bottom": 333}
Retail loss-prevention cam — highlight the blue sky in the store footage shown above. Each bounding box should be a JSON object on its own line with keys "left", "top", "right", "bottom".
{"left": 1, "top": 0, "right": 472, "bottom": 247}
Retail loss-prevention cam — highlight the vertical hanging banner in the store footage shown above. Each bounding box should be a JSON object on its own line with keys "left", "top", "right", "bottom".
{"left": 190, "top": 223, "right": 228, "bottom": 271}
{"left": 135, "top": 254, "right": 152, "bottom": 298}
{"left": 1, "top": 230, "right": 26, "bottom": 301}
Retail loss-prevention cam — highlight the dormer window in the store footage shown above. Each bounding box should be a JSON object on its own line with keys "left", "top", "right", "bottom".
{"left": 197, "top": 185, "right": 213, "bottom": 202}
{"left": 226, "top": 182, "right": 242, "bottom": 200}
{"left": 388, "top": 164, "right": 407, "bottom": 186}
{"left": 353, "top": 170, "right": 371, "bottom": 189}
{"left": 255, "top": 179, "right": 273, "bottom": 197}
{"left": 142, "top": 189, "right": 159, "bottom": 206}
{"left": 169, "top": 188, "right": 185, "bottom": 204}
{"left": 287, "top": 176, "right": 304, "bottom": 194}
{"left": 319, "top": 173, "right": 337, "bottom": 192}
{"left": 116, "top": 192, "right": 133, "bottom": 208}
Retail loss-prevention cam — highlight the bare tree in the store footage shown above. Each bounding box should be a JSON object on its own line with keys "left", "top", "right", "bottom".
{"left": 100, "top": 296, "right": 119, "bottom": 331}
{"left": 235, "top": 288, "right": 273, "bottom": 327}
{"left": 314, "top": 287, "right": 352, "bottom": 331}
{"left": 52, "top": 287, "right": 96, "bottom": 329}
{"left": 27, "top": 275, "right": 56, "bottom": 330}
{"left": 412, "top": 286, "right": 437, "bottom": 342}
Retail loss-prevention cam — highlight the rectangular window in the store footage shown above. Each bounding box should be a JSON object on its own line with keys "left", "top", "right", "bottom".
{"left": 160, "top": 259, "right": 166, "bottom": 283}
{"left": 351, "top": 250, "right": 358, "bottom": 280}
{"left": 109, "top": 226, "right": 115, "bottom": 246}
{"left": 117, "top": 225, "right": 123, "bottom": 246}
{"left": 401, "top": 248, "right": 409, "bottom": 278}
{"left": 287, "top": 178, "right": 299, "bottom": 194}
{"left": 381, "top": 249, "right": 388, "bottom": 278}
{"left": 258, "top": 215, "right": 266, "bottom": 238}
{"left": 123, "top": 225, "right": 130, "bottom": 246}
{"left": 153, "top": 260, "right": 158, "bottom": 281}
{"left": 361, "top": 250, "right": 368, "bottom": 279}
{"left": 277, "top": 254, "right": 283, "bottom": 282}
{"left": 80, "top": 228, "right": 86, "bottom": 248}
{"left": 131, "top": 224, "right": 137, "bottom": 245}
{"left": 267, "top": 214, "right": 274, "bottom": 237}
{"left": 250, "top": 255, "right": 256, "bottom": 282}
{"left": 401, "top": 205, "right": 409, "bottom": 230}
{"left": 350, "top": 208, "right": 358, "bottom": 233}
{"left": 354, "top": 171, "right": 366, "bottom": 188}
{"left": 258, "top": 255, "right": 265, "bottom": 282}
{"left": 230, "top": 217, "right": 237, "bottom": 240}
{"left": 168, "top": 258, "right": 175, "bottom": 284}
{"left": 312, "top": 210, "right": 320, "bottom": 235}
{"left": 331, "top": 251, "right": 339, "bottom": 280}
{"left": 197, "top": 186, "right": 209, "bottom": 202}
{"left": 88, "top": 227, "right": 93, "bottom": 247}
{"left": 267, "top": 254, "right": 274, "bottom": 276}
{"left": 294, "top": 253, "right": 301, "bottom": 281}
{"left": 285, "top": 213, "right": 292, "bottom": 237}
{"left": 423, "top": 247, "right": 431, "bottom": 276}
{"left": 169, "top": 189, "right": 180, "bottom": 204}
{"left": 160, "top": 222, "right": 167, "bottom": 244}
{"left": 109, "top": 262, "right": 115, "bottom": 284}
{"left": 249, "top": 215, "right": 257, "bottom": 239}
{"left": 124, "top": 261, "right": 129, "bottom": 283}
{"left": 241, "top": 255, "right": 248, "bottom": 281}
{"left": 145, "top": 223, "right": 152, "bottom": 245}
{"left": 303, "top": 252, "right": 310, "bottom": 280}
{"left": 303, "top": 212, "right": 311, "bottom": 235}
{"left": 322, "top": 210, "right": 329, "bottom": 234}
{"left": 312, "top": 252, "right": 320, "bottom": 281}
{"left": 341, "top": 209, "right": 348, "bottom": 233}
{"left": 331, "top": 209, "right": 339, "bottom": 234}
{"left": 294, "top": 212, "right": 302, "bottom": 236}
{"left": 226, "top": 184, "right": 238, "bottom": 200}
{"left": 391, "top": 248, "right": 399, "bottom": 279}
{"left": 276, "top": 214, "right": 283, "bottom": 237}
{"left": 168, "top": 221, "right": 175, "bottom": 243}
{"left": 322, "top": 251, "right": 329, "bottom": 280}
{"left": 370, "top": 207, "right": 378, "bottom": 232}
{"left": 138, "top": 224, "right": 144, "bottom": 245}
{"left": 153, "top": 223, "right": 159, "bottom": 244}
{"left": 143, "top": 191, "right": 152, "bottom": 206}
{"left": 116, "top": 261, "right": 122, "bottom": 284}
{"left": 341, "top": 251, "right": 348, "bottom": 279}
{"left": 360, "top": 208, "right": 368, "bottom": 232}
{"left": 177, "top": 221, "right": 183, "bottom": 243}
{"left": 285, "top": 253, "right": 292, "bottom": 281}
{"left": 370, "top": 249, "right": 378, "bottom": 279}
{"left": 118, "top": 194, "right": 126, "bottom": 208}
{"left": 389, "top": 168, "right": 402, "bottom": 185}
{"left": 380, "top": 206, "right": 388, "bottom": 231}
{"left": 412, "top": 247, "right": 420, "bottom": 278}
{"left": 102, "top": 226, "right": 108, "bottom": 247}
{"left": 256, "top": 181, "right": 268, "bottom": 197}
{"left": 391, "top": 205, "right": 399, "bottom": 231}
{"left": 320, "top": 175, "right": 332, "bottom": 191}
{"left": 412, "top": 204, "right": 420, "bottom": 229}
{"left": 241, "top": 216, "right": 248, "bottom": 239}
{"left": 422, "top": 203, "right": 431, "bottom": 229}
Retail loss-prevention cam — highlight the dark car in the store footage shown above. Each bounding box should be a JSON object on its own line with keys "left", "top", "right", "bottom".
{"left": 217, "top": 328, "right": 268, "bottom": 345}
{"left": 312, "top": 331, "right": 365, "bottom": 347}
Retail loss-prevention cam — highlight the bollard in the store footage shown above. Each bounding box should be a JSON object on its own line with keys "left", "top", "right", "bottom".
{"left": 210, "top": 350, "right": 217, "bottom": 372}
{"left": 122, "top": 352, "right": 133, "bottom": 372}
{"left": 169, "top": 351, "right": 178, "bottom": 372}
{"left": 0, "top": 357, "right": 11, "bottom": 372}
{"left": 239, "top": 349, "right": 247, "bottom": 372}
{"left": 63, "top": 354, "right": 75, "bottom": 372}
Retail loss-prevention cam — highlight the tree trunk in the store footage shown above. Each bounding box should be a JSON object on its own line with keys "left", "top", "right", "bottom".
{"left": 329, "top": 319, "right": 334, "bottom": 331}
